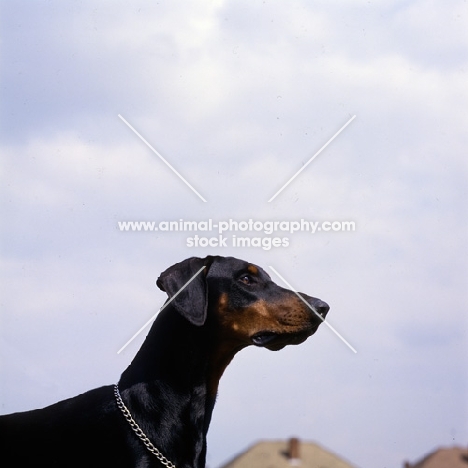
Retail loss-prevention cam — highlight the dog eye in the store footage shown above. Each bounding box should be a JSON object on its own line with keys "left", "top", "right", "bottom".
{"left": 239, "top": 275, "right": 253, "bottom": 285}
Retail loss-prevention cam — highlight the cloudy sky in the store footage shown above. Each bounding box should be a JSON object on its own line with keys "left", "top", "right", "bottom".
{"left": 1, "top": 1, "right": 467, "bottom": 466}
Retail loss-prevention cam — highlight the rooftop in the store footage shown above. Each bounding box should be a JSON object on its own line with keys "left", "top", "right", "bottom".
{"left": 404, "top": 446, "right": 468, "bottom": 468}
{"left": 219, "top": 437, "right": 357, "bottom": 468}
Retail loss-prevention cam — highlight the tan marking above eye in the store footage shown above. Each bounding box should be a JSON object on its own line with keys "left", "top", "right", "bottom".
{"left": 247, "top": 265, "right": 259, "bottom": 275}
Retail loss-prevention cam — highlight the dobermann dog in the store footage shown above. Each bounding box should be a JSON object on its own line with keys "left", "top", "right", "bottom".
{"left": 0, "top": 255, "right": 329, "bottom": 468}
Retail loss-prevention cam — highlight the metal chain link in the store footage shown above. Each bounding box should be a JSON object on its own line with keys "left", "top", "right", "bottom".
{"left": 113, "top": 384, "right": 176, "bottom": 468}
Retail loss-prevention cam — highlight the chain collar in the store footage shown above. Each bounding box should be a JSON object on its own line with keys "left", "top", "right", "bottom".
{"left": 113, "top": 384, "right": 176, "bottom": 468}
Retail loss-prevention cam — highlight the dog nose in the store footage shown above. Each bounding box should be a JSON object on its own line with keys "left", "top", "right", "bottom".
{"left": 314, "top": 300, "right": 330, "bottom": 319}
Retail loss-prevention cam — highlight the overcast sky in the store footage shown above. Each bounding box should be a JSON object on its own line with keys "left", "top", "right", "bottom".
{"left": 1, "top": 1, "right": 467, "bottom": 467}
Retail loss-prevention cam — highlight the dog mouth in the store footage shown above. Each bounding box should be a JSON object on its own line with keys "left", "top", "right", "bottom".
{"left": 251, "top": 332, "right": 279, "bottom": 347}
{"left": 251, "top": 326, "right": 319, "bottom": 351}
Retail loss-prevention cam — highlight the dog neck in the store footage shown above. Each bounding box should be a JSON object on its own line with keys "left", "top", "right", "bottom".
{"left": 118, "top": 306, "right": 236, "bottom": 467}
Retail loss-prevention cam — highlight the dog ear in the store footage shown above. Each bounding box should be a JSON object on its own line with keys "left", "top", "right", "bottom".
{"left": 156, "top": 257, "right": 214, "bottom": 326}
